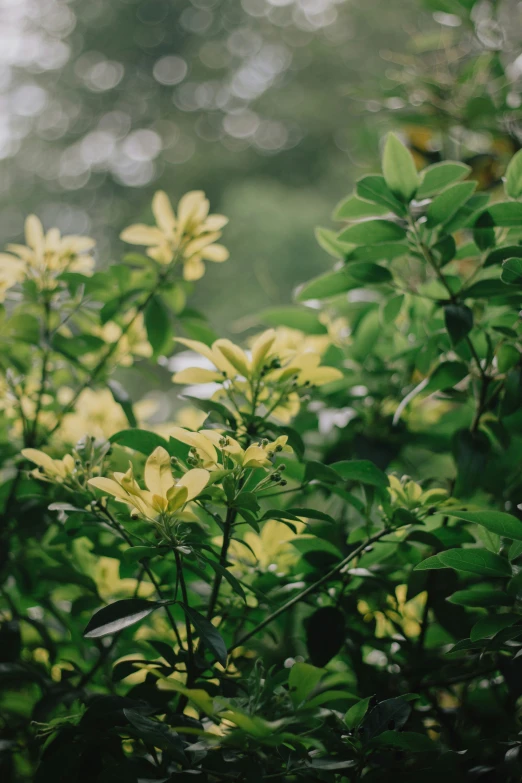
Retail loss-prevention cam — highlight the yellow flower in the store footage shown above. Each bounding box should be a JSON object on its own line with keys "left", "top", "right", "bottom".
{"left": 21, "top": 448, "right": 76, "bottom": 483}
{"left": 91, "top": 310, "right": 153, "bottom": 367}
{"left": 88, "top": 446, "right": 209, "bottom": 522}
{"left": 228, "top": 518, "right": 306, "bottom": 575}
{"left": 120, "top": 190, "right": 228, "bottom": 281}
{"left": 0, "top": 215, "right": 95, "bottom": 291}
{"left": 0, "top": 256, "right": 25, "bottom": 301}
{"left": 387, "top": 475, "right": 447, "bottom": 512}
{"left": 56, "top": 388, "right": 155, "bottom": 444}
{"left": 171, "top": 329, "right": 343, "bottom": 423}
{"left": 168, "top": 427, "right": 292, "bottom": 470}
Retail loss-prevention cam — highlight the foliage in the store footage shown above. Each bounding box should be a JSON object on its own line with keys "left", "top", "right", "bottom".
{"left": 2, "top": 2, "right": 522, "bottom": 782}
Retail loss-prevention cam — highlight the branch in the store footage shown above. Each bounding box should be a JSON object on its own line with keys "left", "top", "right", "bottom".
{"left": 230, "top": 528, "right": 390, "bottom": 652}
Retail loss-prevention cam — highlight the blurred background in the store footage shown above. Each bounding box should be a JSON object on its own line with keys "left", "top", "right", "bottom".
{"left": 2, "top": 0, "right": 522, "bottom": 335}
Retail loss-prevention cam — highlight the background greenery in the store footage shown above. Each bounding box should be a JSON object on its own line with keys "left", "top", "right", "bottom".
{"left": 4, "top": 1, "right": 522, "bottom": 781}
{"left": 2, "top": 0, "right": 504, "bottom": 334}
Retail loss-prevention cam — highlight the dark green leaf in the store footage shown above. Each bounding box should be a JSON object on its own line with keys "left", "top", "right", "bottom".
{"left": 447, "top": 588, "right": 513, "bottom": 608}
{"left": 306, "top": 606, "right": 345, "bottom": 667}
{"left": 470, "top": 614, "right": 520, "bottom": 641}
{"left": 372, "top": 730, "right": 435, "bottom": 752}
{"left": 361, "top": 697, "right": 411, "bottom": 741}
{"left": 109, "top": 429, "right": 169, "bottom": 455}
{"left": 84, "top": 599, "right": 159, "bottom": 638}
{"left": 445, "top": 509, "right": 522, "bottom": 542}
{"left": 181, "top": 605, "right": 227, "bottom": 667}
{"left": 346, "top": 263, "right": 392, "bottom": 284}
{"left": 438, "top": 548, "right": 512, "bottom": 578}
{"left": 444, "top": 303, "right": 473, "bottom": 345}
{"left": 338, "top": 219, "right": 406, "bottom": 245}
{"left": 107, "top": 380, "right": 137, "bottom": 428}
{"left": 332, "top": 460, "right": 389, "bottom": 488}
{"left": 424, "top": 361, "right": 468, "bottom": 393}
{"left": 355, "top": 174, "right": 406, "bottom": 214}
{"left": 476, "top": 202, "right": 522, "bottom": 227}
{"left": 145, "top": 294, "right": 172, "bottom": 357}
{"left": 501, "top": 257, "right": 522, "bottom": 285}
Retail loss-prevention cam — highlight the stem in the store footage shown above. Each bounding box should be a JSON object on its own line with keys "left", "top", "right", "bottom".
{"left": 408, "top": 215, "right": 487, "bottom": 381}
{"left": 28, "top": 296, "right": 52, "bottom": 447}
{"left": 206, "top": 506, "right": 236, "bottom": 619}
{"left": 176, "top": 550, "right": 196, "bottom": 687}
{"left": 230, "top": 529, "right": 390, "bottom": 652}
{"left": 46, "top": 268, "right": 169, "bottom": 439}
{"left": 99, "top": 507, "right": 184, "bottom": 650}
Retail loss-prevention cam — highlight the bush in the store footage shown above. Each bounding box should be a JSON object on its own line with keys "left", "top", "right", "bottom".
{"left": 2, "top": 5, "right": 522, "bottom": 780}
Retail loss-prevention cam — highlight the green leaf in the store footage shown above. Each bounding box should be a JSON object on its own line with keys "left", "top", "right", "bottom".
{"left": 181, "top": 605, "right": 227, "bottom": 667}
{"left": 447, "top": 588, "right": 513, "bottom": 608}
{"left": 344, "top": 696, "right": 371, "bottom": 729}
{"left": 333, "top": 193, "right": 389, "bottom": 221}
{"left": 438, "top": 548, "right": 512, "bottom": 578}
{"left": 444, "top": 303, "right": 473, "bottom": 345}
{"left": 315, "top": 227, "right": 353, "bottom": 258}
{"left": 355, "top": 175, "right": 406, "bottom": 215}
{"left": 424, "top": 361, "right": 468, "bottom": 393}
{"left": 288, "top": 662, "right": 325, "bottom": 707}
{"left": 84, "top": 599, "right": 159, "bottom": 638}
{"left": 345, "top": 242, "right": 408, "bottom": 263}
{"left": 463, "top": 279, "right": 518, "bottom": 298}
{"left": 470, "top": 614, "right": 520, "bottom": 641}
{"left": 505, "top": 149, "right": 522, "bottom": 199}
{"left": 295, "top": 269, "right": 357, "bottom": 302}
{"left": 107, "top": 380, "right": 137, "bottom": 428}
{"left": 124, "top": 709, "right": 187, "bottom": 762}
{"left": 445, "top": 509, "right": 522, "bottom": 542}
{"left": 497, "top": 345, "right": 520, "bottom": 373}
{"left": 145, "top": 294, "right": 172, "bottom": 357}
{"left": 476, "top": 202, "right": 522, "bottom": 227}
{"left": 381, "top": 294, "right": 404, "bottom": 324}
{"left": 414, "top": 554, "right": 447, "bottom": 570}
{"left": 109, "top": 429, "right": 169, "bottom": 455}
{"left": 306, "top": 606, "right": 345, "bottom": 667}
{"left": 485, "top": 245, "right": 522, "bottom": 268}
{"left": 346, "top": 263, "right": 392, "bottom": 284}
{"left": 361, "top": 697, "right": 411, "bottom": 741}
{"left": 304, "top": 461, "right": 342, "bottom": 484}
{"left": 123, "top": 546, "right": 162, "bottom": 563}
{"left": 416, "top": 161, "right": 471, "bottom": 199}
{"left": 382, "top": 133, "right": 419, "bottom": 202}
{"left": 332, "top": 460, "right": 389, "bottom": 488}
{"left": 501, "top": 257, "right": 522, "bottom": 285}
{"left": 372, "top": 731, "right": 435, "bottom": 752}
{"left": 180, "top": 395, "right": 236, "bottom": 427}
{"left": 426, "top": 181, "right": 476, "bottom": 228}
{"left": 338, "top": 219, "right": 406, "bottom": 245}
{"left": 258, "top": 306, "right": 327, "bottom": 335}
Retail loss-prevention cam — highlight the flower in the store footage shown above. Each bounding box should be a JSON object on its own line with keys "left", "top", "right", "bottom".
{"left": 88, "top": 446, "right": 209, "bottom": 523}
{"left": 89, "top": 310, "right": 153, "bottom": 368}
{"left": 21, "top": 448, "right": 76, "bottom": 483}
{"left": 168, "top": 427, "right": 292, "bottom": 470}
{"left": 171, "top": 329, "right": 343, "bottom": 423}
{"left": 56, "top": 388, "right": 156, "bottom": 444}
{"left": 0, "top": 256, "right": 25, "bottom": 301}
{"left": 120, "top": 190, "right": 228, "bottom": 281}
{"left": 387, "top": 475, "right": 447, "bottom": 512}
{"left": 0, "top": 215, "right": 95, "bottom": 292}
